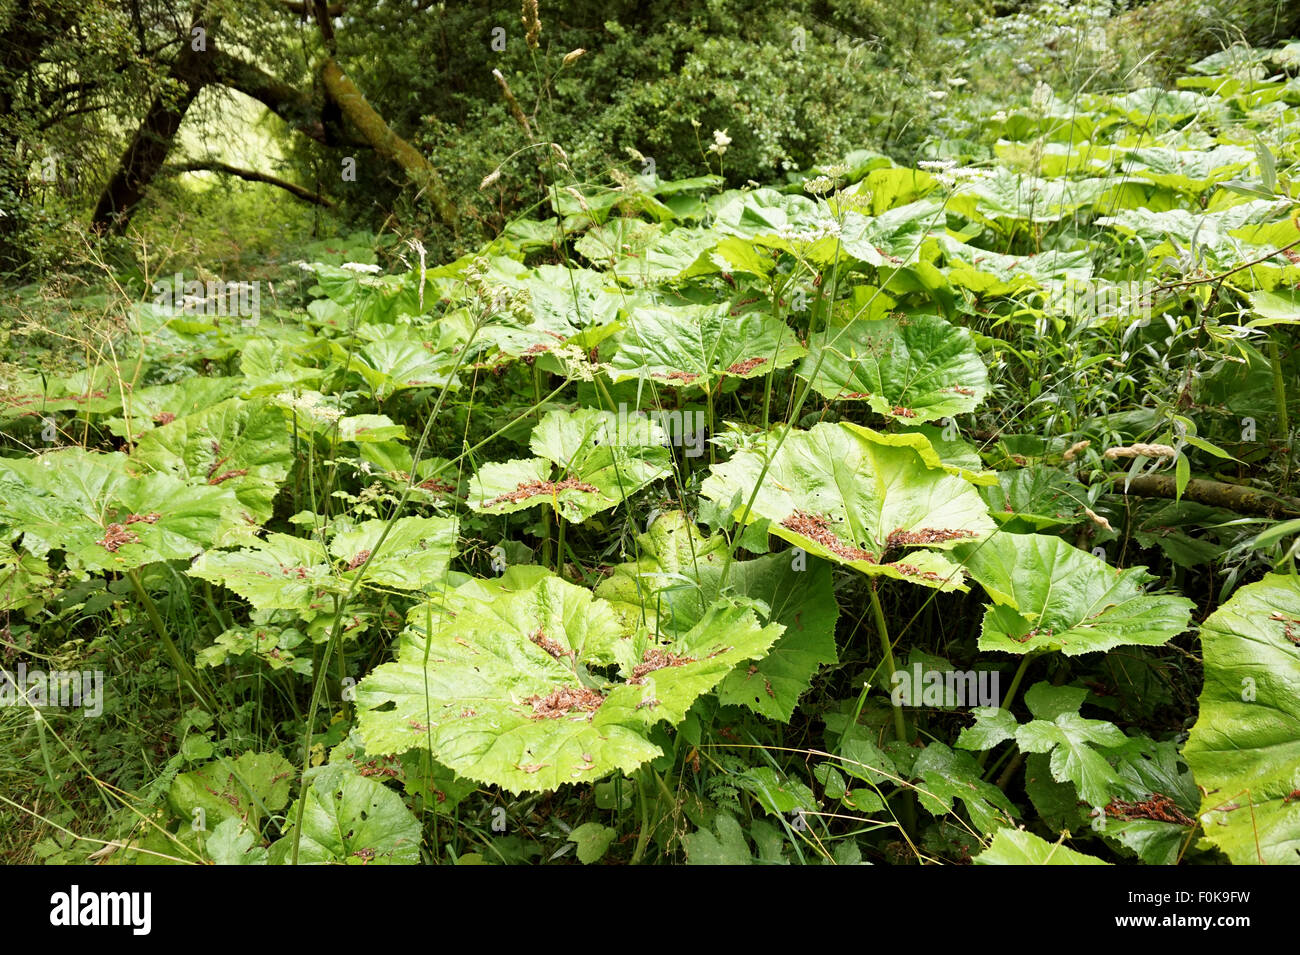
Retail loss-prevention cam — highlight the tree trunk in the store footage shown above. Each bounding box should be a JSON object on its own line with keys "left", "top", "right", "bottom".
{"left": 90, "top": 14, "right": 215, "bottom": 233}
{"left": 320, "top": 57, "right": 457, "bottom": 227}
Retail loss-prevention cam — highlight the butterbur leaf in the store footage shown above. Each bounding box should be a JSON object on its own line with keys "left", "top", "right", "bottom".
{"left": 205, "top": 818, "right": 268, "bottom": 866}
{"left": 596, "top": 512, "right": 838, "bottom": 721}
{"left": 1184, "top": 573, "right": 1300, "bottom": 864}
{"left": 105, "top": 376, "right": 244, "bottom": 438}
{"left": 188, "top": 516, "right": 456, "bottom": 610}
{"left": 980, "top": 468, "right": 1086, "bottom": 528}
{"left": 188, "top": 533, "right": 334, "bottom": 612}
{"left": 702, "top": 422, "right": 995, "bottom": 590}
{"left": 975, "top": 829, "right": 1109, "bottom": 865}
{"left": 954, "top": 533, "right": 1194, "bottom": 655}
{"left": 348, "top": 339, "right": 460, "bottom": 398}
{"left": 0, "top": 448, "right": 244, "bottom": 573}
{"left": 328, "top": 516, "right": 458, "bottom": 591}
{"left": 354, "top": 569, "right": 782, "bottom": 793}
{"left": 607, "top": 304, "right": 805, "bottom": 390}
{"left": 467, "top": 407, "right": 671, "bottom": 523}
{"left": 798, "top": 312, "right": 989, "bottom": 422}
{"left": 130, "top": 397, "right": 292, "bottom": 524}
{"left": 272, "top": 762, "right": 421, "bottom": 865}
{"left": 168, "top": 751, "right": 294, "bottom": 831}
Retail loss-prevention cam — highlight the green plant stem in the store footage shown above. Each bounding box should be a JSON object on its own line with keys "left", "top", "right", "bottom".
{"left": 1270, "top": 337, "right": 1291, "bottom": 491}
{"left": 127, "top": 569, "right": 211, "bottom": 709}
{"left": 556, "top": 512, "right": 567, "bottom": 578}
{"left": 869, "top": 584, "right": 915, "bottom": 836}
{"left": 630, "top": 766, "right": 654, "bottom": 864}
{"left": 870, "top": 585, "right": 908, "bottom": 746}
{"left": 979, "top": 652, "right": 1038, "bottom": 771}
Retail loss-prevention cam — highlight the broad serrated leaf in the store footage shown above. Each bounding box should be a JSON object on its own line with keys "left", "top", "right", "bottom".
{"left": 467, "top": 408, "right": 671, "bottom": 523}
{"left": 955, "top": 533, "right": 1194, "bottom": 655}
{"left": 608, "top": 303, "right": 805, "bottom": 389}
{"left": 798, "top": 312, "right": 989, "bottom": 422}
{"left": 354, "top": 570, "right": 782, "bottom": 793}
{"left": 702, "top": 422, "right": 995, "bottom": 590}
{"left": 1184, "top": 573, "right": 1300, "bottom": 864}
{"left": 974, "top": 829, "right": 1109, "bottom": 865}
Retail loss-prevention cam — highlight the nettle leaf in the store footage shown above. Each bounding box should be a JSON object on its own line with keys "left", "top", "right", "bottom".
{"left": 353, "top": 568, "right": 782, "bottom": 794}
{"left": 974, "top": 829, "right": 1109, "bottom": 865}
{"left": 608, "top": 304, "right": 805, "bottom": 390}
{"left": 188, "top": 516, "right": 456, "bottom": 611}
{"left": 683, "top": 812, "right": 771, "bottom": 865}
{"left": 913, "top": 741, "right": 1018, "bottom": 834}
{"left": 130, "top": 397, "right": 292, "bottom": 525}
{"left": 798, "top": 311, "right": 989, "bottom": 422}
{"left": 954, "top": 533, "right": 1194, "bottom": 655}
{"left": 596, "top": 511, "right": 838, "bottom": 721}
{"left": 1184, "top": 573, "right": 1300, "bottom": 864}
{"left": 272, "top": 761, "right": 422, "bottom": 865}
{"left": 467, "top": 407, "right": 671, "bottom": 523}
{"left": 702, "top": 422, "right": 995, "bottom": 590}
{"left": 0, "top": 448, "right": 244, "bottom": 573}
{"left": 0, "top": 542, "right": 52, "bottom": 614}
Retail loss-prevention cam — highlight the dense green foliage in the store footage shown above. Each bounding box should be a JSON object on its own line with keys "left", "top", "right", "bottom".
{"left": 3, "top": 1, "right": 1300, "bottom": 866}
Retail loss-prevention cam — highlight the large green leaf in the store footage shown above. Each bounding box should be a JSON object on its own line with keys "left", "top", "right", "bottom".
{"left": 798, "top": 311, "right": 989, "bottom": 422}
{"left": 272, "top": 761, "right": 422, "bottom": 865}
{"left": 354, "top": 568, "right": 783, "bottom": 793}
{"left": 702, "top": 423, "right": 995, "bottom": 590}
{"left": 105, "top": 376, "right": 245, "bottom": 438}
{"left": 608, "top": 304, "right": 805, "bottom": 389}
{"left": 188, "top": 516, "right": 457, "bottom": 610}
{"left": 974, "top": 829, "right": 1109, "bottom": 865}
{"left": 1184, "top": 573, "right": 1300, "bottom": 864}
{"left": 954, "top": 533, "right": 1194, "bottom": 655}
{"left": 0, "top": 448, "right": 244, "bottom": 573}
{"left": 130, "top": 397, "right": 292, "bottom": 524}
{"left": 467, "top": 407, "right": 672, "bottom": 523}
{"left": 595, "top": 512, "right": 838, "bottom": 721}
